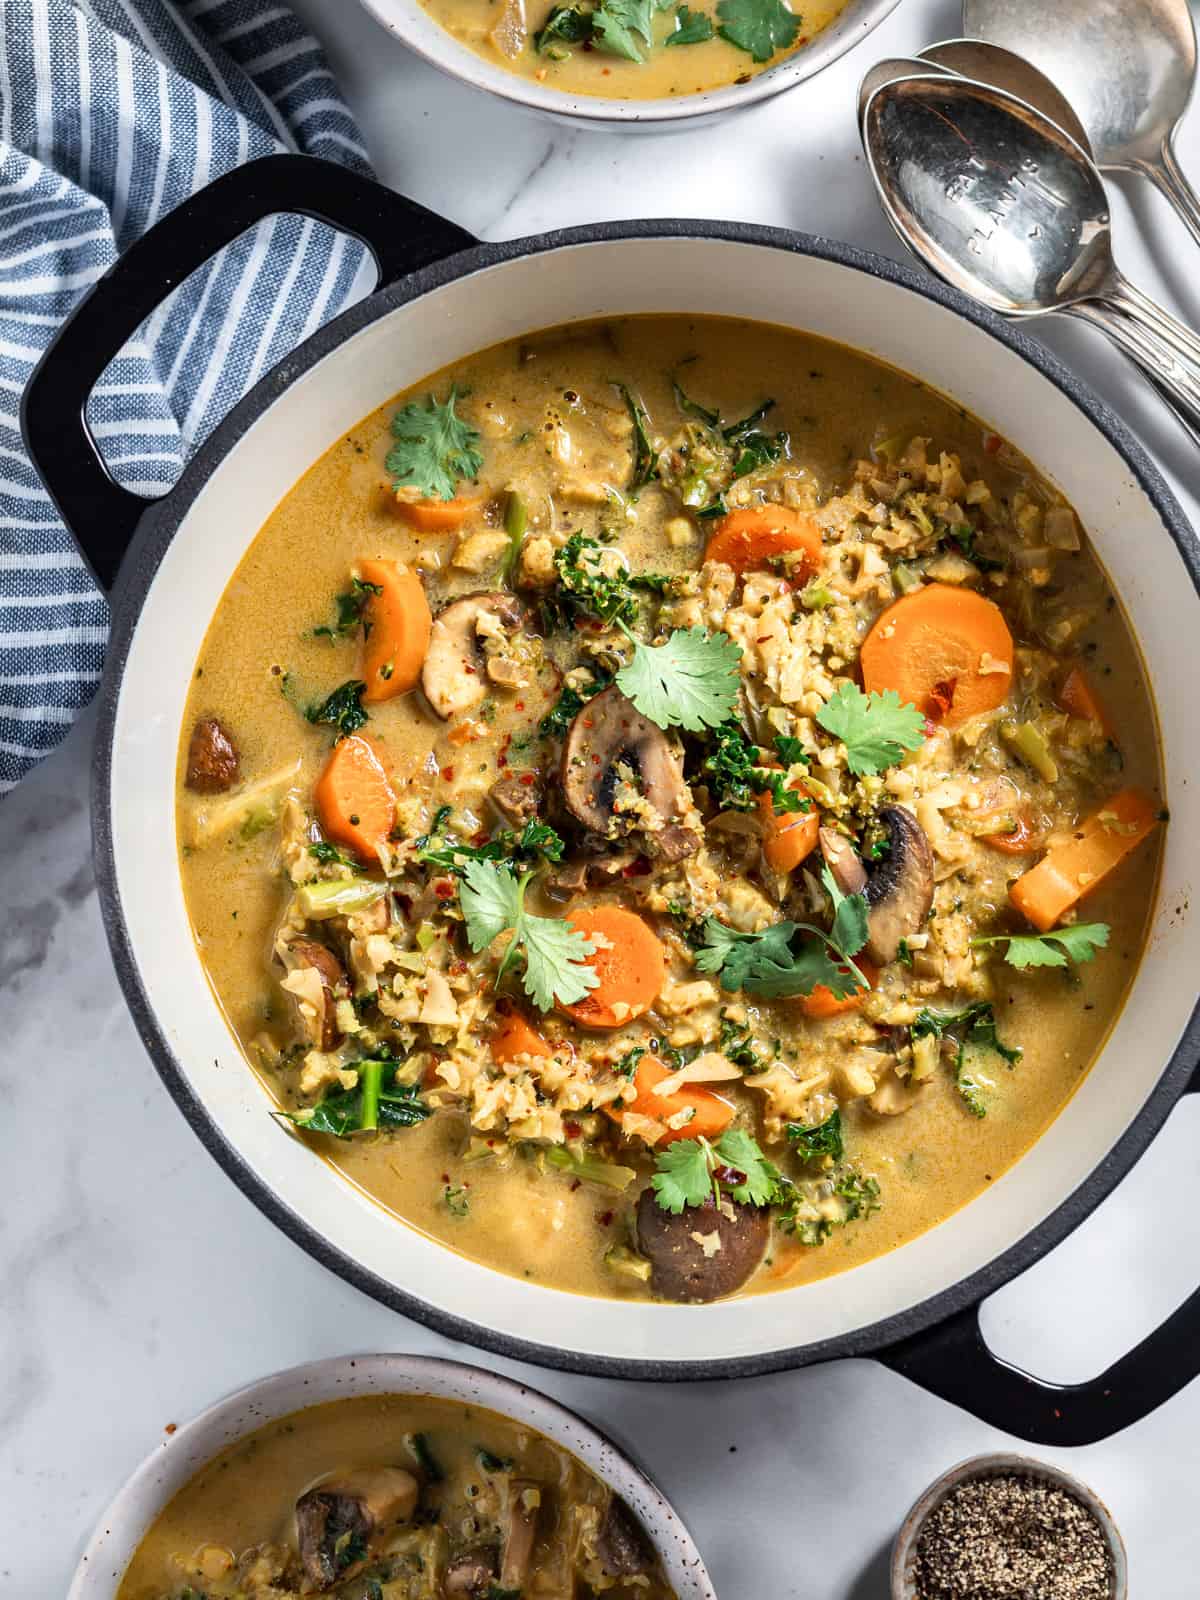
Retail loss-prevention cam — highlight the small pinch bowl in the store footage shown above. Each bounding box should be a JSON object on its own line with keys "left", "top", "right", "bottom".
{"left": 355, "top": 0, "right": 903, "bottom": 131}
{"left": 891, "top": 1452, "right": 1128, "bottom": 1600}
{"left": 67, "top": 1352, "right": 717, "bottom": 1599}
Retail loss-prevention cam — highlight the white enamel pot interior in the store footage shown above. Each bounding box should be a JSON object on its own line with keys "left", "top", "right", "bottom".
{"left": 67, "top": 1353, "right": 716, "bottom": 1599}
{"left": 354, "top": 0, "right": 903, "bottom": 129}
{"left": 95, "top": 225, "right": 1200, "bottom": 1378}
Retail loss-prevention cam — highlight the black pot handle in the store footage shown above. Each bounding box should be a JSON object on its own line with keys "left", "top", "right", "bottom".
{"left": 879, "top": 1073, "right": 1200, "bottom": 1444}
{"left": 21, "top": 154, "right": 476, "bottom": 591}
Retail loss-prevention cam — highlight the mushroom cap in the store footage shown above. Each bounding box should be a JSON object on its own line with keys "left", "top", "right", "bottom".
{"left": 185, "top": 716, "right": 239, "bottom": 793}
{"left": 863, "top": 805, "right": 934, "bottom": 965}
{"left": 596, "top": 1495, "right": 656, "bottom": 1578}
{"left": 296, "top": 1468, "right": 418, "bottom": 1587}
{"left": 561, "top": 686, "right": 698, "bottom": 862}
{"left": 286, "top": 938, "right": 349, "bottom": 1052}
{"left": 636, "top": 1189, "right": 770, "bottom": 1302}
{"left": 422, "top": 592, "right": 526, "bottom": 720}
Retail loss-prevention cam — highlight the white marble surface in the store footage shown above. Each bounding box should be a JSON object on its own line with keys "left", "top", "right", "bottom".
{"left": 5, "top": 1, "right": 1200, "bottom": 1594}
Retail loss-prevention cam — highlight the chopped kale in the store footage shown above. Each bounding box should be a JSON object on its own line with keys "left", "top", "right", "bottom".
{"left": 304, "top": 679, "right": 368, "bottom": 740}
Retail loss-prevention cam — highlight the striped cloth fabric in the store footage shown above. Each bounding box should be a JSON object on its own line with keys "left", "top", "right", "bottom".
{"left": 0, "top": 0, "right": 373, "bottom": 792}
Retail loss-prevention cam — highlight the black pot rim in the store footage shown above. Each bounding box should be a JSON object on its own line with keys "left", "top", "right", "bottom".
{"left": 93, "top": 217, "right": 1200, "bottom": 1382}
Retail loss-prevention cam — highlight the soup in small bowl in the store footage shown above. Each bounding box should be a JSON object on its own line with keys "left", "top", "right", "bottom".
{"left": 176, "top": 314, "right": 1163, "bottom": 1310}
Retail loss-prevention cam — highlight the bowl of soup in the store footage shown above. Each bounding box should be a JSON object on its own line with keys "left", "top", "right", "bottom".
{"left": 69, "top": 1353, "right": 713, "bottom": 1599}
{"left": 353, "top": 0, "right": 903, "bottom": 129}
{"left": 24, "top": 157, "right": 1200, "bottom": 1427}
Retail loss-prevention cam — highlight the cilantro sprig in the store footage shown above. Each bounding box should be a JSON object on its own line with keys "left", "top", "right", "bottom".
{"left": 695, "top": 865, "right": 869, "bottom": 1001}
{"left": 615, "top": 625, "right": 742, "bottom": 732}
{"left": 973, "top": 923, "right": 1109, "bottom": 970}
{"left": 816, "top": 683, "right": 926, "bottom": 776}
{"left": 387, "top": 386, "right": 482, "bottom": 502}
{"left": 651, "top": 1128, "right": 786, "bottom": 1214}
{"left": 716, "top": 0, "right": 799, "bottom": 61}
{"left": 458, "top": 859, "right": 598, "bottom": 1012}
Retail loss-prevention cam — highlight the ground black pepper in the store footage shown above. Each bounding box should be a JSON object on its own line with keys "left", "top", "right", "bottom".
{"left": 913, "top": 1473, "right": 1114, "bottom": 1600}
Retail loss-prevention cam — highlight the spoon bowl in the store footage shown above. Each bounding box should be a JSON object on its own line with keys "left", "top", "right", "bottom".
{"left": 857, "top": 56, "right": 958, "bottom": 134}
{"left": 918, "top": 37, "right": 1091, "bottom": 152}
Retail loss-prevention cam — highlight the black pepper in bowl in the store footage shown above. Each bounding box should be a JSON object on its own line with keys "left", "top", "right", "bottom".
{"left": 913, "top": 1473, "right": 1114, "bottom": 1600}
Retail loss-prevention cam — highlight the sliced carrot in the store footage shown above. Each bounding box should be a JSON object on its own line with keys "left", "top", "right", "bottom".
{"left": 560, "top": 906, "right": 666, "bottom": 1031}
{"left": 491, "top": 1011, "right": 553, "bottom": 1064}
{"left": 394, "top": 494, "right": 482, "bottom": 533}
{"left": 861, "top": 583, "right": 1014, "bottom": 729}
{"left": 981, "top": 812, "right": 1041, "bottom": 855}
{"left": 1009, "top": 787, "right": 1161, "bottom": 932}
{"left": 358, "top": 558, "right": 432, "bottom": 703}
{"left": 704, "top": 506, "right": 823, "bottom": 577}
{"left": 313, "top": 734, "right": 397, "bottom": 866}
{"left": 798, "top": 960, "right": 877, "bottom": 1020}
{"left": 609, "top": 1054, "right": 734, "bottom": 1148}
{"left": 756, "top": 780, "right": 820, "bottom": 874}
{"left": 1057, "top": 665, "right": 1112, "bottom": 736}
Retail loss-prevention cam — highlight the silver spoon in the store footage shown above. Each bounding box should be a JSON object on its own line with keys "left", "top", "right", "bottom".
{"left": 918, "top": 38, "right": 1091, "bottom": 153}
{"left": 963, "top": 0, "right": 1200, "bottom": 245}
{"left": 862, "top": 74, "right": 1200, "bottom": 445}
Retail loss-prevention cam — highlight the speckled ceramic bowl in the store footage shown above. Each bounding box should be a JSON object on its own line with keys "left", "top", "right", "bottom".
{"left": 67, "top": 1353, "right": 716, "bottom": 1599}
{"left": 891, "top": 1452, "right": 1128, "bottom": 1600}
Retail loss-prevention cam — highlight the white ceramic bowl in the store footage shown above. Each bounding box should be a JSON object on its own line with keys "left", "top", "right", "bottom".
{"left": 355, "top": 0, "right": 903, "bottom": 130}
{"left": 67, "top": 1353, "right": 716, "bottom": 1599}
{"left": 891, "top": 1453, "right": 1127, "bottom": 1600}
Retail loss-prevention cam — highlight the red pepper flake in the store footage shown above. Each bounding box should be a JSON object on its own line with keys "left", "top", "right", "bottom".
{"left": 596, "top": 1209, "right": 615, "bottom": 1227}
{"left": 472, "top": 828, "right": 490, "bottom": 845}
{"left": 518, "top": 772, "right": 536, "bottom": 787}
{"left": 422, "top": 1060, "right": 443, "bottom": 1086}
{"left": 164, "top": 1422, "right": 177, "bottom": 1435}
{"left": 927, "top": 679, "right": 957, "bottom": 721}
{"left": 441, "top": 764, "right": 456, "bottom": 781}
{"left": 984, "top": 431, "right": 1003, "bottom": 455}
{"left": 515, "top": 701, "right": 525, "bottom": 711}
{"left": 450, "top": 958, "right": 468, "bottom": 975}
{"left": 622, "top": 856, "right": 652, "bottom": 878}
{"left": 434, "top": 879, "right": 456, "bottom": 900}
{"left": 465, "top": 664, "right": 478, "bottom": 675}
{"left": 565, "top": 1121, "right": 582, "bottom": 1138}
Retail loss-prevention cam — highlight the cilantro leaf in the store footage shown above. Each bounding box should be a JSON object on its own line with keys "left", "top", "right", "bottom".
{"left": 715, "top": 0, "right": 798, "bottom": 60}
{"left": 716, "top": 1126, "right": 783, "bottom": 1207}
{"left": 387, "top": 386, "right": 482, "bottom": 502}
{"left": 815, "top": 683, "right": 926, "bottom": 776}
{"left": 786, "top": 1110, "right": 843, "bottom": 1163}
{"left": 534, "top": 2, "right": 593, "bottom": 50}
{"left": 615, "top": 626, "right": 742, "bottom": 732}
{"left": 457, "top": 859, "right": 597, "bottom": 1012}
{"left": 666, "top": 3, "right": 715, "bottom": 42}
{"left": 651, "top": 1139, "right": 714, "bottom": 1214}
{"left": 593, "top": 0, "right": 655, "bottom": 59}
{"left": 974, "top": 922, "right": 1109, "bottom": 970}
{"left": 694, "top": 915, "right": 864, "bottom": 1000}
{"left": 820, "top": 863, "right": 869, "bottom": 960}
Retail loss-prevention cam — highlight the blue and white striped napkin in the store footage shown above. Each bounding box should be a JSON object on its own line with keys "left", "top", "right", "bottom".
{"left": 1, "top": 0, "right": 374, "bottom": 793}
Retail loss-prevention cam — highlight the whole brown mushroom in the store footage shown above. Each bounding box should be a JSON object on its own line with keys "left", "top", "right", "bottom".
{"left": 636, "top": 1189, "right": 770, "bottom": 1302}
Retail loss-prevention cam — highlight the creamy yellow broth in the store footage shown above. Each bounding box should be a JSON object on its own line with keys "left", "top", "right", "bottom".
{"left": 177, "top": 315, "right": 1163, "bottom": 1306}
{"left": 422, "top": 0, "right": 848, "bottom": 101}
{"left": 117, "top": 1393, "right": 676, "bottom": 1599}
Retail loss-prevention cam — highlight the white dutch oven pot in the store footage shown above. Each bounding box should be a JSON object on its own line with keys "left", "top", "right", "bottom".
{"left": 24, "top": 156, "right": 1200, "bottom": 1444}
{"left": 67, "top": 1353, "right": 716, "bottom": 1599}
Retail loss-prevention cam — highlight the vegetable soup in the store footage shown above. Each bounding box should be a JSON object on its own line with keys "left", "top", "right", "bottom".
{"left": 418, "top": 0, "right": 847, "bottom": 101}
{"left": 177, "top": 315, "right": 1163, "bottom": 1306}
{"left": 117, "top": 1392, "right": 675, "bottom": 1598}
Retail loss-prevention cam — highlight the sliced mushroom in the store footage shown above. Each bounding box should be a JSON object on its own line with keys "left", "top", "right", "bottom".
{"left": 489, "top": 773, "right": 542, "bottom": 827}
{"left": 820, "top": 808, "right": 934, "bottom": 966}
{"left": 636, "top": 1190, "right": 770, "bottom": 1303}
{"left": 285, "top": 939, "right": 350, "bottom": 1051}
{"left": 499, "top": 1479, "right": 542, "bottom": 1591}
{"left": 562, "top": 686, "right": 699, "bottom": 863}
{"left": 185, "top": 716, "right": 239, "bottom": 793}
{"left": 422, "top": 592, "right": 527, "bottom": 720}
{"left": 442, "top": 1546, "right": 499, "bottom": 1598}
{"left": 596, "top": 1495, "right": 655, "bottom": 1578}
{"left": 296, "top": 1467, "right": 418, "bottom": 1588}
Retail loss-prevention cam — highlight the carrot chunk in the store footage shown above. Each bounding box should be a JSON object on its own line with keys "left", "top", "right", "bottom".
{"left": 560, "top": 906, "right": 666, "bottom": 1030}
{"left": 798, "top": 960, "right": 877, "bottom": 1019}
{"left": 981, "top": 812, "right": 1041, "bottom": 855}
{"left": 313, "top": 735, "right": 397, "bottom": 865}
{"left": 1009, "top": 787, "right": 1161, "bottom": 931}
{"left": 1057, "top": 665, "right": 1112, "bottom": 736}
{"left": 704, "top": 506, "right": 823, "bottom": 577}
{"left": 491, "top": 1011, "right": 553, "bottom": 1064}
{"left": 358, "top": 558, "right": 432, "bottom": 703}
{"left": 611, "top": 1054, "right": 734, "bottom": 1147}
{"left": 756, "top": 783, "right": 820, "bottom": 874}
{"left": 395, "top": 494, "right": 482, "bottom": 533}
{"left": 861, "top": 583, "right": 1014, "bottom": 728}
